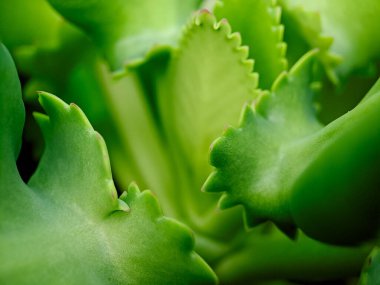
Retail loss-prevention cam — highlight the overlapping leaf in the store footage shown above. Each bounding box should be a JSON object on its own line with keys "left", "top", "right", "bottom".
{"left": 157, "top": 10, "right": 258, "bottom": 239}
{"left": 280, "top": 0, "right": 380, "bottom": 77}
{"left": 160, "top": 10, "right": 258, "bottom": 185}
{"left": 0, "top": 44, "right": 216, "bottom": 284}
{"left": 214, "top": 0, "right": 287, "bottom": 88}
{"left": 214, "top": 226, "right": 371, "bottom": 283}
{"left": 47, "top": 0, "right": 202, "bottom": 70}
{"left": 204, "top": 51, "right": 320, "bottom": 234}
{"left": 204, "top": 50, "right": 380, "bottom": 244}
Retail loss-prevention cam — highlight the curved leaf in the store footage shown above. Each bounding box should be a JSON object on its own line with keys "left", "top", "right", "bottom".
{"left": 0, "top": 43, "right": 216, "bottom": 285}
{"left": 47, "top": 0, "right": 201, "bottom": 70}
{"left": 204, "top": 50, "right": 380, "bottom": 244}
{"left": 160, "top": 10, "right": 258, "bottom": 186}
{"left": 204, "top": 51, "right": 320, "bottom": 236}
{"left": 214, "top": 0, "right": 287, "bottom": 88}
{"left": 280, "top": 0, "right": 380, "bottom": 77}
{"left": 157, "top": 10, "right": 258, "bottom": 238}
{"left": 215, "top": 227, "right": 371, "bottom": 283}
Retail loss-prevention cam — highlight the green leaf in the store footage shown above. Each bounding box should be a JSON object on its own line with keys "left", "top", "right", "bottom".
{"left": 203, "top": 51, "right": 320, "bottom": 235}
{"left": 97, "top": 64, "right": 182, "bottom": 219}
{"left": 215, "top": 226, "right": 371, "bottom": 283}
{"left": 13, "top": 22, "right": 185, "bottom": 220}
{"left": 279, "top": 2, "right": 340, "bottom": 82}
{"left": 14, "top": 23, "right": 92, "bottom": 101}
{"left": 214, "top": 0, "right": 287, "bottom": 88}
{"left": 160, "top": 10, "right": 258, "bottom": 187}
{"left": 204, "top": 50, "right": 380, "bottom": 244}
{"left": 47, "top": 0, "right": 201, "bottom": 70}
{"left": 0, "top": 43, "right": 216, "bottom": 284}
{"left": 157, "top": 10, "right": 258, "bottom": 237}
{"left": 0, "top": 46, "right": 25, "bottom": 181}
{"left": 280, "top": 0, "right": 380, "bottom": 77}
{"left": 0, "top": 0, "right": 61, "bottom": 50}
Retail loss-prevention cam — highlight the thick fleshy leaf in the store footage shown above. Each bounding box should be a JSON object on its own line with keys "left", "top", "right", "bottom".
{"left": 214, "top": 0, "right": 287, "bottom": 88}
{"left": 47, "top": 0, "right": 201, "bottom": 70}
{"left": 0, "top": 43, "right": 216, "bottom": 284}
{"left": 0, "top": 45, "right": 25, "bottom": 181}
{"left": 156, "top": 10, "right": 258, "bottom": 237}
{"left": 204, "top": 50, "right": 380, "bottom": 244}
{"left": 13, "top": 21, "right": 187, "bottom": 220}
{"left": 280, "top": 0, "right": 380, "bottom": 77}
{"left": 214, "top": 226, "right": 371, "bottom": 284}
{"left": 160, "top": 10, "right": 258, "bottom": 187}
{"left": 204, "top": 51, "right": 320, "bottom": 235}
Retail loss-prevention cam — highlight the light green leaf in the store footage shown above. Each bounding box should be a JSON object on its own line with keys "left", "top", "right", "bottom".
{"left": 204, "top": 50, "right": 380, "bottom": 244}
{"left": 47, "top": 0, "right": 201, "bottom": 70}
{"left": 157, "top": 10, "right": 258, "bottom": 237}
{"left": 214, "top": 0, "right": 287, "bottom": 88}
{"left": 97, "top": 63, "right": 181, "bottom": 219}
{"left": 280, "top": 0, "right": 380, "bottom": 77}
{"left": 160, "top": 10, "right": 258, "bottom": 187}
{"left": 0, "top": 43, "right": 216, "bottom": 285}
{"left": 13, "top": 22, "right": 185, "bottom": 220}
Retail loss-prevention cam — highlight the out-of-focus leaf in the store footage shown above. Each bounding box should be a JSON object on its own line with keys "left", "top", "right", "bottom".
{"left": 0, "top": 0, "right": 61, "bottom": 49}
{"left": 359, "top": 247, "right": 380, "bottom": 285}
{"left": 215, "top": 226, "right": 371, "bottom": 284}
{"left": 280, "top": 0, "right": 380, "bottom": 77}
{"left": 47, "top": 0, "right": 202, "bottom": 70}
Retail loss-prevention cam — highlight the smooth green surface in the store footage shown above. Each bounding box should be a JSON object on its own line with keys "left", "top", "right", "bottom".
{"left": 214, "top": 227, "right": 371, "bottom": 283}
{"left": 0, "top": 0, "right": 61, "bottom": 49}
{"left": 47, "top": 0, "right": 201, "bottom": 69}
{"left": 0, "top": 43, "right": 216, "bottom": 284}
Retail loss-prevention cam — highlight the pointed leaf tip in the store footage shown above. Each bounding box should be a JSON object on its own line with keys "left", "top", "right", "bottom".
{"left": 202, "top": 171, "right": 225, "bottom": 193}
{"left": 121, "top": 182, "right": 141, "bottom": 205}
{"left": 218, "top": 193, "right": 239, "bottom": 209}
{"left": 209, "top": 134, "right": 236, "bottom": 168}
{"left": 216, "top": 18, "right": 231, "bottom": 34}
{"left": 38, "top": 90, "right": 69, "bottom": 117}
{"left": 116, "top": 199, "right": 130, "bottom": 213}
{"left": 288, "top": 49, "right": 319, "bottom": 76}
{"left": 240, "top": 104, "right": 256, "bottom": 126}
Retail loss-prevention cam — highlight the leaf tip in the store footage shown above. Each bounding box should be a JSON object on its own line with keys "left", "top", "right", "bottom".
{"left": 202, "top": 171, "right": 224, "bottom": 193}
